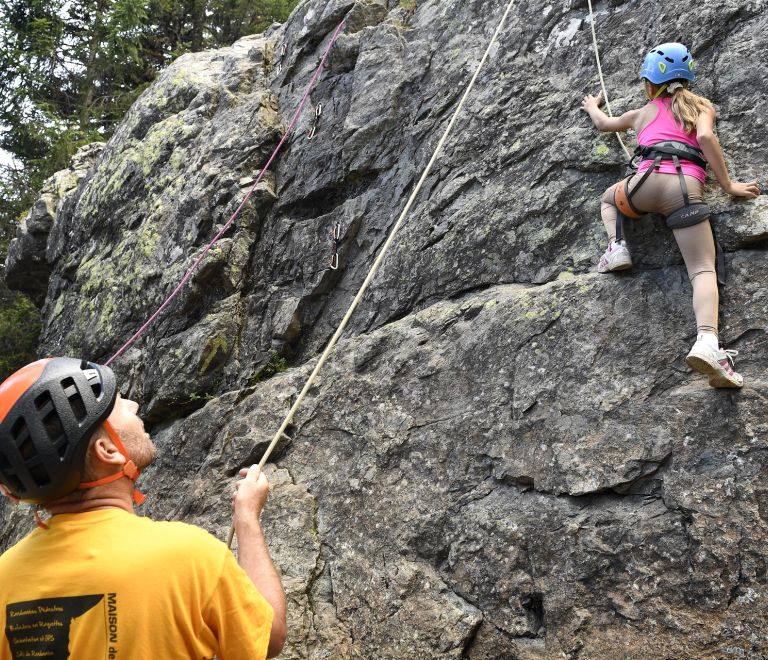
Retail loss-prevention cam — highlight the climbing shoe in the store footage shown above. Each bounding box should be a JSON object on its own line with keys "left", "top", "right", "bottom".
{"left": 685, "top": 340, "right": 744, "bottom": 388}
{"left": 597, "top": 240, "right": 632, "bottom": 273}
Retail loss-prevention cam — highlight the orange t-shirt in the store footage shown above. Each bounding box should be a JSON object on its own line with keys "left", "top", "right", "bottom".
{"left": 0, "top": 509, "right": 273, "bottom": 660}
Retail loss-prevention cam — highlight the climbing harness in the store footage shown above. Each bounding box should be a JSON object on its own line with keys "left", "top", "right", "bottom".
{"left": 105, "top": 19, "right": 348, "bottom": 368}
{"left": 614, "top": 140, "right": 725, "bottom": 285}
{"left": 586, "top": 0, "right": 631, "bottom": 160}
{"left": 585, "top": 14, "right": 724, "bottom": 284}
{"left": 308, "top": 104, "right": 322, "bottom": 140}
{"left": 330, "top": 222, "right": 342, "bottom": 270}
{"left": 227, "top": 0, "right": 520, "bottom": 548}
{"left": 276, "top": 43, "right": 287, "bottom": 74}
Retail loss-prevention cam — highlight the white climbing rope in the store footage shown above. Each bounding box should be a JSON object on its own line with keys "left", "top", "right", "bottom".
{"left": 227, "top": 0, "right": 519, "bottom": 548}
{"left": 586, "top": 0, "right": 632, "bottom": 160}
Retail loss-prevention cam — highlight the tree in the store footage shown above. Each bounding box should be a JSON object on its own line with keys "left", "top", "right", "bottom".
{"left": 0, "top": 0, "right": 300, "bottom": 370}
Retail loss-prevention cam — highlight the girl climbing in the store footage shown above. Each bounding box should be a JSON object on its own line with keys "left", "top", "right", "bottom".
{"left": 580, "top": 42, "right": 760, "bottom": 388}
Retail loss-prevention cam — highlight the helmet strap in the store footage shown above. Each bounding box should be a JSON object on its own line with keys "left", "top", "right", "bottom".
{"left": 35, "top": 506, "right": 49, "bottom": 530}
{"left": 77, "top": 420, "right": 146, "bottom": 505}
{"left": 651, "top": 83, "right": 669, "bottom": 101}
{"left": 0, "top": 483, "right": 19, "bottom": 503}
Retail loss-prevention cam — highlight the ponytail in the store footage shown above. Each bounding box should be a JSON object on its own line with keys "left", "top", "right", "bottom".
{"left": 668, "top": 85, "right": 713, "bottom": 134}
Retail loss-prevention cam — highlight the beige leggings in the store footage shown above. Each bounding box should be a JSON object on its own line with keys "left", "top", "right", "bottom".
{"left": 601, "top": 172, "right": 718, "bottom": 336}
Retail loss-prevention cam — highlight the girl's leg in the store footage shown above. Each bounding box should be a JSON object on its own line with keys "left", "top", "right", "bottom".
{"left": 671, "top": 223, "right": 718, "bottom": 337}
{"left": 611, "top": 172, "right": 739, "bottom": 386}
{"left": 635, "top": 174, "right": 718, "bottom": 338}
{"left": 600, "top": 182, "right": 620, "bottom": 243}
{"left": 597, "top": 182, "right": 633, "bottom": 272}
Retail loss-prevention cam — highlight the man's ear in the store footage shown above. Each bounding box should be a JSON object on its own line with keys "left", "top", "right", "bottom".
{"left": 91, "top": 433, "right": 126, "bottom": 468}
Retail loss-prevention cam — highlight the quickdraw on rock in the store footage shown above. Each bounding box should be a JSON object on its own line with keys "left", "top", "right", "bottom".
{"left": 308, "top": 104, "right": 322, "bottom": 140}
{"left": 104, "top": 19, "right": 347, "bottom": 367}
{"left": 227, "top": 0, "right": 519, "bottom": 549}
{"left": 276, "top": 43, "right": 287, "bottom": 74}
{"left": 330, "top": 222, "right": 342, "bottom": 270}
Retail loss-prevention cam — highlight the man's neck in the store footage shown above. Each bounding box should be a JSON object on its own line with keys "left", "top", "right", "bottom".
{"left": 46, "top": 485, "right": 135, "bottom": 516}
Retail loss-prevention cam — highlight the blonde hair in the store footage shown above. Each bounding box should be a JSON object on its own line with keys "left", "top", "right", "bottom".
{"left": 667, "top": 85, "right": 713, "bottom": 134}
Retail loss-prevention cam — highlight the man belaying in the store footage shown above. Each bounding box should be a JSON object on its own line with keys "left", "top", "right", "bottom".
{"left": 0, "top": 357, "right": 287, "bottom": 660}
{"left": 580, "top": 42, "right": 760, "bottom": 388}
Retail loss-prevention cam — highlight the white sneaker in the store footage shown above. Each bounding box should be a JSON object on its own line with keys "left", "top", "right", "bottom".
{"left": 598, "top": 240, "right": 633, "bottom": 273}
{"left": 685, "top": 340, "right": 744, "bottom": 388}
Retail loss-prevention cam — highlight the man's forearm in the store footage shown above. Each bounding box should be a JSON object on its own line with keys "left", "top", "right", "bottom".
{"left": 236, "top": 517, "right": 287, "bottom": 658}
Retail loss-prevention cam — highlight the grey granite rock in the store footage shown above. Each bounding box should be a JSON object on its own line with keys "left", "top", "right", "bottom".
{"left": 3, "top": 0, "right": 768, "bottom": 658}
{"left": 5, "top": 142, "right": 105, "bottom": 305}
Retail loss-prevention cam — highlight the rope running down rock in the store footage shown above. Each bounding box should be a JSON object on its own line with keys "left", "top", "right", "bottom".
{"left": 104, "top": 19, "right": 348, "bottom": 367}
{"left": 227, "top": 0, "right": 520, "bottom": 549}
{"left": 586, "top": 0, "right": 632, "bottom": 161}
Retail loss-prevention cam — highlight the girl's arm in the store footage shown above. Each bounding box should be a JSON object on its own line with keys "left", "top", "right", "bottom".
{"left": 580, "top": 91, "right": 641, "bottom": 132}
{"left": 696, "top": 108, "right": 760, "bottom": 197}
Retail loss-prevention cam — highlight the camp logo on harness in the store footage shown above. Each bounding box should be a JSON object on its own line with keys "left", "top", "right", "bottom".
{"left": 4, "top": 594, "right": 117, "bottom": 659}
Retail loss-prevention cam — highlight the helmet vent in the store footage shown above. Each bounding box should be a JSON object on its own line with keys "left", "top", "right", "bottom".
{"left": 664, "top": 57, "right": 674, "bottom": 63}
{"left": 657, "top": 50, "right": 665, "bottom": 56}
{"left": 29, "top": 463, "right": 51, "bottom": 488}
{"left": 91, "top": 383, "right": 102, "bottom": 399}
{"left": 68, "top": 393, "right": 87, "bottom": 423}
{"left": 11, "top": 418, "right": 27, "bottom": 442}
{"left": 35, "top": 392, "right": 53, "bottom": 413}
{"left": 3, "top": 472, "right": 24, "bottom": 494}
{"left": 19, "top": 437, "right": 37, "bottom": 460}
{"left": 43, "top": 410, "right": 66, "bottom": 442}
{"left": 682, "top": 55, "right": 689, "bottom": 62}
{"left": 0, "top": 452, "right": 10, "bottom": 471}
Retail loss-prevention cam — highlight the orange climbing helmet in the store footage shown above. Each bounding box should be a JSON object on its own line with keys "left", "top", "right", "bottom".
{"left": 0, "top": 358, "right": 118, "bottom": 504}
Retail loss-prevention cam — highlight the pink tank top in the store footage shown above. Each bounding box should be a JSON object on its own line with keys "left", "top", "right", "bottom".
{"left": 636, "top": 98, "right": 706, "bottom": 184}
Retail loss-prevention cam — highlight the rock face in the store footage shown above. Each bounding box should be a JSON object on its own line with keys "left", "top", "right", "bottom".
{"left": 5, "top": 142, "right": 105, "bottom": 306}
{"left": 3, "top": 0, "right": 768, "bottom": 658}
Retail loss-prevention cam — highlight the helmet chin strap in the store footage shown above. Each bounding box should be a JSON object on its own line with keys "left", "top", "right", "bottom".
{"left": 646, "top": 82, "right": 669, "bottom": 101}
{"left": 77, "top": 420, "right": 146, "bottom": 505}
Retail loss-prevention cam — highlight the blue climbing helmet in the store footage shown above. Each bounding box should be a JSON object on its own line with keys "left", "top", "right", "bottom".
{"left": 639, "top": 43, "right": 695, "bottom": 84}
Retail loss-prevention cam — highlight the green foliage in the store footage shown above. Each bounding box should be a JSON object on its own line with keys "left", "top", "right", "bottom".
{"left": 0, "top": 0, "right": 301, "bottom": 226}
{"left": 0, "top": 0, "right": 301, "bottom": 377}
{"left": 399, "top": 0, "right": 417, "bottom": 11}
{"left": 248, "top": 350, "right": 289, "bottom": 384}
{"left": 0, "top": 286, "right": 41, "bottom": 382}
{"left": 187, "top": 391, "right": 215, "bottom": 402}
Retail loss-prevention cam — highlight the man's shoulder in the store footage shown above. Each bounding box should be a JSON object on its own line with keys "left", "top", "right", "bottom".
{"left": 131, "top": 517, "right": 228, "bottom": 555}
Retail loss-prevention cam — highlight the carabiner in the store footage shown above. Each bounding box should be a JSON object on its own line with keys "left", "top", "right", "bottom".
{"left": 307, "top": 104, "right": 322, "bottom": 140}
{"left": 330, "top": 253, "right": 339, "bottom": 270}
{"left": 332, "top": 222, "right": 341, "bottom": 241}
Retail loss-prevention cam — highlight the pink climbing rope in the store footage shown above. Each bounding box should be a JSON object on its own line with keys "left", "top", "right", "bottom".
{"left": 106, "top": 18, "right": 347, "bottom": 366}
